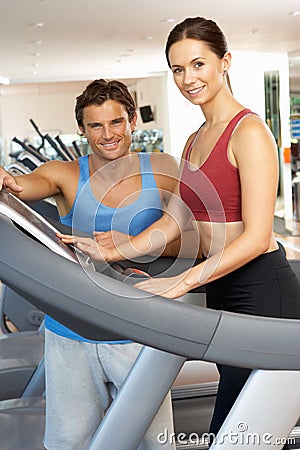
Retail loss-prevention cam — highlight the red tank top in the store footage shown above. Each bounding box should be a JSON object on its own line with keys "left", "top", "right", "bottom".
{"left": 179, "top": 109, "right": 254, "bottom": 222}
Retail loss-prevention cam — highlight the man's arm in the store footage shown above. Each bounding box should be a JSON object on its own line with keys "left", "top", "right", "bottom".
{"left": 0, "top": 166, "right": 24, "bottom": 195}
{"left": 0, "top": 160, "right": 71, "bottom": 203}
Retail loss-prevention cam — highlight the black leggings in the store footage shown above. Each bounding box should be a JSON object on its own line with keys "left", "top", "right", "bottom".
{"left": 206, "top": 245, "right": 300, "bottom": 447}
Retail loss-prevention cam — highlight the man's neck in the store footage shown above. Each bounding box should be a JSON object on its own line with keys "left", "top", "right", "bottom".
{"left": 89, "top": 152, "right": 136, "bottom": 182}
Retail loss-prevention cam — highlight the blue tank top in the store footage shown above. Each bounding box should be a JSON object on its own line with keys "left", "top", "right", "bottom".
{"left": 45, "top": 153, "right": 163, "bottom": 343}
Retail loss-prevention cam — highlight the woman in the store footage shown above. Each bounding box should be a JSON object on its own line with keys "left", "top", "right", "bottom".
{"left": 60, "top": 17, "right": 300, "bottom": 445}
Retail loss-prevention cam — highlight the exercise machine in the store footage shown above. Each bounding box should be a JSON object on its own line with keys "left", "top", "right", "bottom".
{"left": 0, "top": 200, "right": 300, "bottom": 449}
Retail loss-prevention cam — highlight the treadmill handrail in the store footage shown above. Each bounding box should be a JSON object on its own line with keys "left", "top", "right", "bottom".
{"left": 1, "top": 213, "right": 300, "bottom": 370}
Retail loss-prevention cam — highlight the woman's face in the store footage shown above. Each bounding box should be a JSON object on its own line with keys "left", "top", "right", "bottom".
{"left": 168, "top": 38, "right": 230, "bottom": 106}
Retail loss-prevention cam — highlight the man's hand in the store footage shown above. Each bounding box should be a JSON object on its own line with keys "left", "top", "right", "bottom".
{"left": 57, "top": 232, "right": 117, "bottom": 262}
{"left": 0, "top": 166, "right": 23, "bottom": 194}
{"left": 94, "top": 230, "right": 132, "bottom": 250}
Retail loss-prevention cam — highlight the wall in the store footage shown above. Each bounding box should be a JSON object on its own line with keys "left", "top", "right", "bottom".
{"left": 165, "top": 51, "right": 290, "bottom": 154}
{"left": 135, "top": 75, "right": 167, "bottom": 132}
{"left": 165, "top": 70, "right": 203, "bottom": 160}
{"left": 231, "top": 51, "right": 292, "bottom": 221}
{"left": 0, "top": 51, "right": 291, "bottom": 154}
{"left": 230, "top": 50, "right": 291, "bottom": 148}
{"left": 164, "top": 50, "right": 292, "bottom": 219}
{"left": 0, "top": 51, "right": 292, "bottom": 219}
{"left": 0, "top": 81, "right": 88, "bottom": 159}
{"left": 0, "top": 76, "right": 168, "bottom": 161}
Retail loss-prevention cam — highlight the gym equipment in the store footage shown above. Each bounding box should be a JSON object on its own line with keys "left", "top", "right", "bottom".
{"left": 10, "top": 118, "right": 79, "bottom": 166}
{"left": 16, "top": 150, "right": 44, "bottom": 171}
{"left": 4, "top": 161, "right": 31, "bottom": 175}
{"left": 54, "top": 134, "right": 77, "bottom": 160}
{"left": 0, "top": 198, "right": 60, "bottom": 406}
{"left": 0, "top": 197, "right": 59, "bottom": 334}
{"left": 1, "top": 197, "right": 300, "bottom": 448}
{"left": 29, "top": 118, "right": 75, "bottom": 161}
{"left": 72, "top": 139, "right": 84, "bottom": 157}
{"left": 11, "top": 137, "right": 48, "bottom": 164}
{"left": 0, "top": 191, "right": 214, "bottom": 445}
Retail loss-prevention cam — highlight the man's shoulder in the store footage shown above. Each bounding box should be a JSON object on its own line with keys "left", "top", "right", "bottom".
{"left": 148, "top": 152, "right": 179, "bottom": 194}
{"left": 149, "top": 152, "right": 179, "bottom": 177}
{"left": 41, "top": 158, "right": 79, "bottom": 172}
{"left": 37, "top": 158, "right": 80, "bottom": 182}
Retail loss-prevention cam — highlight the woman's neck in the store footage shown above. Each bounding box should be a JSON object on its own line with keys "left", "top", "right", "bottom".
{"left": 201, "top": 94, "right": 244, "bottom": 128}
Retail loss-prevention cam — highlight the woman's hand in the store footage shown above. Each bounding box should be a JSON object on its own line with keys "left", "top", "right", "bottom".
{"left": 134, "top": 271, "right": 197, "bottom": 299}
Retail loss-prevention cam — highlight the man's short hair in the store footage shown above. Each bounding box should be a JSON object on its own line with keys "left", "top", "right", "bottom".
{"left": 75, "top": 79, "right": 136, "bottom": 129}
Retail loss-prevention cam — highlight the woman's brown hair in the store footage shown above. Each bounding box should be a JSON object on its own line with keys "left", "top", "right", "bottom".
{"left": 165, "top": 17, "right": 232, "bottom": 93}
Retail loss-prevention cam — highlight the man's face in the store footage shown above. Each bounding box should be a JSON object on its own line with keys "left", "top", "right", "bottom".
{"left": 80, "top": 99, "right": 137, "bottom": 163}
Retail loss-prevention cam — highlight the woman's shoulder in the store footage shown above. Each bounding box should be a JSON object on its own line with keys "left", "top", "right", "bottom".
{"left": 233, "top": 110, "right": 272, "bottom": 138}
{"left": 181, "top": 131, "right": 199, "bottom": 159}
{"left": 231, "top": 110, "right": 277, "bottom": 158}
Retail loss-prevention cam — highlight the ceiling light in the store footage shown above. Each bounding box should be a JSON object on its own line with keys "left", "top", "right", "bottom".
{"left": 28, "top": 22, "right": 44, "bottom": 28}
{"left": 0, "top": 76, "right": 10, "bottom": 85}
{"left": 160, "top": 18, "right": 175, "bottom": 23}
{"left": 250, "top": 28, "right": 262, "bottom": 35}
{"left": 289, "top": 11, "right": 300, "bottom": 16}
{"left": 142, "top": 36, "right": 153, "bottom": 40}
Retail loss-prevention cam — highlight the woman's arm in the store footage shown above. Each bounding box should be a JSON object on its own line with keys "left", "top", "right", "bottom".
{"left": 93, "top": 220, "right": 202, "bottom": 259}
{"left": 59, "top": 191, "right": 192, "bottom": 262}
{"left": 135, "top": 115, "right": 279, "bottom": 297}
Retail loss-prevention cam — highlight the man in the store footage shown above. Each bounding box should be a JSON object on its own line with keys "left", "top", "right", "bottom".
{"left": 0, "top": 79, "right": 183, "bottom": 449}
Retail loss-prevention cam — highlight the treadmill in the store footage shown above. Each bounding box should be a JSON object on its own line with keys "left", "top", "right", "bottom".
{"left": 0, "top": 195, "right": 211, "bottom": 407}
{"left": 0, "top": 198, "right": 300, "bottom": 449}
{"left": 0, "top": 198, "right": 62, "bottom": 402}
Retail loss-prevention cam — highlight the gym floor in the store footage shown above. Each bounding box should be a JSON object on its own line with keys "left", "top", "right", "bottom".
{"left": 273, "top": 213, "right": 300, "bottom": 259}
{"left": 275, "top": 232, "right": 300, "bottom": 259}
